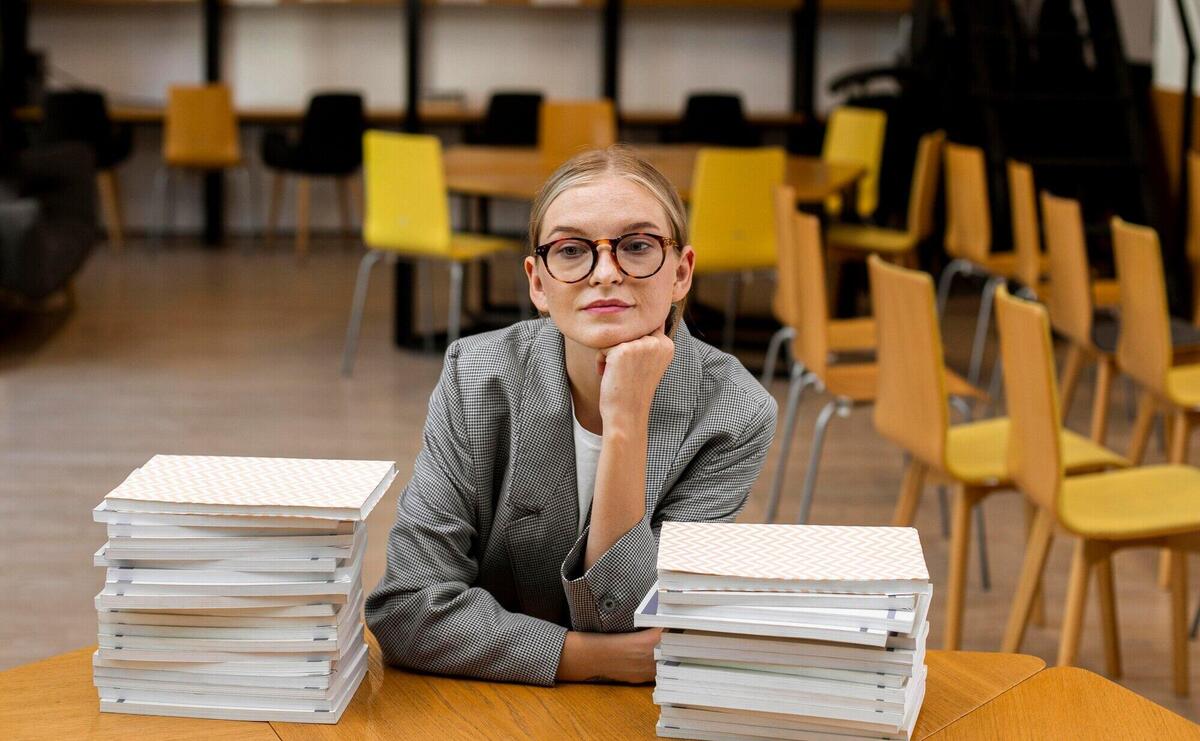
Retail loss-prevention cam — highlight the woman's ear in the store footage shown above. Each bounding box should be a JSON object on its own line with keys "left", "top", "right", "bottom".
{"left": 524, "top": 256, "right": 551, "bottom": 314}
{"left": 671, "top": 245, "right": 696, "bottom": 303}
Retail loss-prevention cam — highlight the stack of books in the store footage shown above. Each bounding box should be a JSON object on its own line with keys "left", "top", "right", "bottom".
{"left": 635, "top": 523, "right": 931, "bottom": 741}
{"left": 91, "top": 454, "right": 396, "bottom": 723}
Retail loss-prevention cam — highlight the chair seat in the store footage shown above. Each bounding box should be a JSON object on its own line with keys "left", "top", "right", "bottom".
{"left": 823, "top": 363, "right": 982, "bottom": 403}
{"left": 165, "top": 152, "right": 242, "bottom": 170}
{"left": 973, "top": 251, "right": 1044, "bottom": 281}
{"left": 826, "top": 224, "right": 917, "bottom": 255}
{"left": 1061, "top": 464, "right": 1200, "bottom": 539}
{"left": 828, "top": 317, "right": 876, "bottom": 353}
{"left": 370, "top": 233, "right": 521, "bottom": 263}
{"left": 945, "top": 418, "right": 1128, "bottom": 486}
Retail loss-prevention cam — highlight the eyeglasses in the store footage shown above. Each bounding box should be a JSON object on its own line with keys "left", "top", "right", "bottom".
{"left": 534, "top": 233, "right": 678, "bottom": 284}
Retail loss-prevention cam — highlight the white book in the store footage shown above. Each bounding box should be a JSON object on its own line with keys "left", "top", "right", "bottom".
{"left": 636, "top": 589, "right": 892, "bottom": 647}
{"left": 100, "top": 543, "right": 355, "bottom": 561}
{"left": 95, "top": 546, "right": 339, "bottom": 573}
{"left": 99, "top": 605, "right": 361, "bottom": 649}
{"left": 105, "top": 533, "right": 356, "bottom": 549}
{"left": 97, "top": 589, "right": 360, "bottom": 627}
{"left": 93, "top": 651, "right": 338, "bottom": 676}
{"left": 94, "top": 500, "right": 355, "bottom": 531}
{"left": 656, "top": 635, "right": 926, "bottom": 679}
{"left": 656, "top": 661, "right": 912, "bottom": 705}
{"left": 102, "top": 573, "right": 356, "bottom": 597}
{"left": 657, "top": 602, "right": 915, "bottom": 635}
{"left": 94, "top": 665, "right": 334, "bottom": 690}
{"left": 105, "top": 524, "right": 353, "bottom": 539}
{"left": 103, "top": 564, "right": 357, "bottom": 585}
{"left": 96, "top": 624, "right": 363, "bottom": 663}
{"left": 653, "top": 650, "right": 909, "bottom": 689}
{"left": 659, "top": 625, "right": 926, "bottom": 668}
{"left": 658, "top": 589, "right": 918, "bottom": 611}
{"left": 95, "top": 588, "right": 346, "bottom": 610}
{"left": 103, "top": 455, "right": 397, "bottom": 521}
{"left": 656, "top": 676, "right": 910, "bottom": 716}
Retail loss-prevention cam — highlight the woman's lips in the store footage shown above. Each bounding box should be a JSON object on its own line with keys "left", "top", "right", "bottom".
{"left": 584, "top": 305, "right": 629, "bottom": 314}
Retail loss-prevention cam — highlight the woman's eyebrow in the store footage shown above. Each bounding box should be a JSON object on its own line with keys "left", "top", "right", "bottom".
{"left": 545, "top": 221, "right": 665, "bottom": 239}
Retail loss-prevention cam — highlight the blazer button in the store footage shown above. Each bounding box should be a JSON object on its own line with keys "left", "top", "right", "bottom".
{"left": 601, "top": 597, "right": 617, "bottom": 611}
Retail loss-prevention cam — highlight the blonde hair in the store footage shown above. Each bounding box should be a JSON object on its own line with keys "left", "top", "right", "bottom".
{"left": 529, "top": 145, "right": 688, "bottom": 250}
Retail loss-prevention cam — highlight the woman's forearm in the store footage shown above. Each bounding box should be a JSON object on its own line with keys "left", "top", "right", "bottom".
{"left": 556, "top": 628, "right": 661, "bottom": 683}
{"left": 584, "top": 415, "right": 649, "bottom": 569}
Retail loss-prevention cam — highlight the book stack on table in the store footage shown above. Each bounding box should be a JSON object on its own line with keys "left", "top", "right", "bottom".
{"left": 635, "top": 523, "right": 932, "bottom": 741}
{"left": 91, "top": 454, "right": 396, "bottom": 723}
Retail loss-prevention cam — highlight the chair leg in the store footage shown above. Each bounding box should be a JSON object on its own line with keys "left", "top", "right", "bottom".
{"left": 1002, "top": 506, "right": 1055, "bottom": 652}
{"left": 1058, "top": 538, "right": 1101, "bottom": 667}
{"left": 1058, "top": 344, "right": 1086, "bottom": 424}
{"left": 1191, "top": 593, "right": 1200, "bottom": 639}
{"left": 295, "top": 176, "right": 311, "bottom": 258}
{"left": 1023, "top": 499, "right": 1047, "bottom": 627}
{"left": 340, "top": 249, "right": 384, "bottom": 377}
{"left": 944, "top": 485, "right": 982, "bottom": 650}
{"left": 1089, "top": 355, "right": 1115, "bottom": 445}
{"left": 797, "top": 398, "right": 846, "bottom": 525}
{"left": 974, "top": 503, "right": 992, "bottom": 592}
{"left": 764, "top": 365, "right": 810, "bottom": 524}
{"left": 1127, "top": 391, "right": 1156, "bottom": 465}
{"left": 1095, "top": 554, "right": 1122, "bottom": 678}
{"left": 448, "top": 262, "right": 465, "bottom": 345}
{"left": 336, "top": 176, "right": 353, "bottom": 236}
{"left": 937, "top": 486, "right": 950, "bottom": 537}
{"left": 267, "top": 172, "right": 285, "bottom": 245}
{"left": 1169, "top": 546, "right": 1190, "bottom": 696}
{"left": 721, "top": 274, "right": 741, "bottom": 353}
{"left": 96, "top": 170, "right": 124, "bottom": 251}
{"left": 890, "top": 458, "right": 927, "bottom": 527}
{"left": 1161, "top": 412, "right": 1193, "bottom": 588}
{"left": 966, "top": 276, "right": 1001, "bottom": 389}
{"left": 935, "top": 258, "right": 969, "bottom": 318}
{"left": 760, "top": 326, "right": 795, "bottom": 387}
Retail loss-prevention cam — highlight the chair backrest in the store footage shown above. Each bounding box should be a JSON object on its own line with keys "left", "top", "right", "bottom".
{"left": 539, "top": 100, "right": 616, "bottom": 168}
{"left": 679, "top": 93, "right": 754, "bottom": 147}
{"left": 1040, "top": 191, "right": 1094, "bottom": 347}
{"left": 163, "top": 84, "right": 240, "bottom": 168}
{"left": 788, "top": 210, "right": 831, "bottom": 378}
{"left": 904, "top": 129, "right": 945, "bottom": 242}
{"left": 362, "top": 130, "right": 451, "bottom": 254}
{"left": 943, "top": 142, "right": 991, "bottom": 264}
{"left": 41, "top": 89, "right": 110, "bottom": 153}
{"left": 995, "top": 286, "right": 1065, "bottom": 515}
{"left": 868, "top": 255, "right": 949, "bottom": 470}
{"left": 1008, "top": 159, "right": 1041, "bottom": 289}
{"left": 1111, "top": 217, "right": 1173, "bottom": 396}
{"left": 480, "top": 91, "right": 542, "bottom": 146}
{"left": 297, "top": 93, "right": 366, "bottom": 173}
{"left": 689, "top": 147, "right": 786, "bottom": 274}
{"left": 1188, "top": 150, "right": 1200, "bottom": 267}
{"left": 772, "top": 185, "right": 802, "bottom": 329}
{"left": 822, "top": 106, "right": 887, "bottom": 218}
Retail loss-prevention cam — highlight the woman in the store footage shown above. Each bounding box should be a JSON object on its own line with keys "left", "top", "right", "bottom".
{"left": 365, "top": 145, "right": 777, "bottom": 686}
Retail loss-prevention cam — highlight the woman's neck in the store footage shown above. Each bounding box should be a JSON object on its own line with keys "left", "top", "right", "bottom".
{"left": 564, "top": 338, "right": 604, "bottom": 435}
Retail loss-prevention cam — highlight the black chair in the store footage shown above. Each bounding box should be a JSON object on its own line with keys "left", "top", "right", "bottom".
{"left": 673, "top": 93, "right": 759, "bottom": 147}
{"left": 261, "top": 92, "right": 365, "bottom": 256}
{"left": 38, "top": 89, "right": 132, "bottom": 249}
{"left": 466, "top": 91, "right": 542, "bottom": 146}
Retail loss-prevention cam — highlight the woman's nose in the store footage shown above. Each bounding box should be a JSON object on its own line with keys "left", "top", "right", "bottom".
{"left": 589, "top": 246, "right": 623, "bottom": 284}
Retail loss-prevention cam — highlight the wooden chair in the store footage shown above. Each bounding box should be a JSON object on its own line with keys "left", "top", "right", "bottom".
{"left": 868, "top": 256, "right": 1126, "bottom": 650}
{"left": 1188, "top": 150, "right": 1200, "bottom": 327}
{"left": 996, "top": 285, "right": 1200, "bottom": 697}
{"left": 340, "top": 131, "right": 521, "bottom": 376}
{"left": 689, "top": 147, "right": 786, "bottom": 351}
{"left": 763, "top": 208, "right": 984, "bottom": 525}
{"left": 821, "top": 105, "right": 887, "bottom": 219}
{"left": 538, "top": 100, "right": 616, "bottom": 169}
{"left": 823, "top": 129, "right": 945, "bottom": 269}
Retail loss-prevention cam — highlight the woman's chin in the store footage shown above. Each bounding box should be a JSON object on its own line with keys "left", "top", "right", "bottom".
{"left": 564, "top": 319, "right": 653, "bottom": 349}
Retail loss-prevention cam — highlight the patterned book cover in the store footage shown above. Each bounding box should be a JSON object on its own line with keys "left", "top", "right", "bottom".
{"left": 658, "top": 523, "right": 928, "bottom": 583}
{"left": 104, "top": 455, "right": 396, "bottom": 517}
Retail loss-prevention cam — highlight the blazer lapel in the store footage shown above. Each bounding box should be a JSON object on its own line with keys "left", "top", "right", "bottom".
{"left": 643, "top": 321, "right": 702, "bottom": 510}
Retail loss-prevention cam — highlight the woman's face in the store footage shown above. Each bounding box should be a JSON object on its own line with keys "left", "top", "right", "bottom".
{"left": 525, "top": 175, "right": 695, "bottom": 350}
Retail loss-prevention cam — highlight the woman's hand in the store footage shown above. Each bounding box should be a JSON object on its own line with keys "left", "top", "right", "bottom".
{"left": 596, "top": 328, "right": 675, "bottom": 428}
{"left": 556, "top": 628, "right": 663, "bottom": 684}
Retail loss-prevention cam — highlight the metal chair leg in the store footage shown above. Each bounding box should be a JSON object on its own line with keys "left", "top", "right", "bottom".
{"left": 761, "top": 327, "right": 796, "bottom": 386}
{"left": 975, "top": 503, "right": 991, "bottom": 591}
{"left": 936, "top": 258, "right": 970, "bottom": 318}
{"left": 937, "top": 486, "right": 951, "bottom": 537}
{"left": 967, "top": 276, "right": 1001, "bottom": 389}
{"left": 764, "top": 363, "right": 810, "bottom": 523}
{"left": 448, "top": 262, "right": 464, "bottom": 345}
{"left": 340, "top": 249, "right": 384, "bottom": 377}
{"left": 797, "top": 398, "right": 849, "bottom": 525}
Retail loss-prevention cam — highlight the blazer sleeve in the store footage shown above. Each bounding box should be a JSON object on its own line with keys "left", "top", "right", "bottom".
{"left": 559, "top": 391, "right": 777, "bottom": 633}
{"left": 365, "top": 344, "right": 569, "bottom": 687}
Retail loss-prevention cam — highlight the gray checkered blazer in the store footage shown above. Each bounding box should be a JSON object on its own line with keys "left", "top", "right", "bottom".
{"left": 365, "top": 318, "right": 777, "bottom": 686}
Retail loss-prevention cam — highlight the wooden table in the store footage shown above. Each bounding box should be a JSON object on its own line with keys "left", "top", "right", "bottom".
{"left": 926, "top": 667, "right": 1200, "bottom": 739}
{"left": 0, "top": 636, "right": 1042, "bottom": 740}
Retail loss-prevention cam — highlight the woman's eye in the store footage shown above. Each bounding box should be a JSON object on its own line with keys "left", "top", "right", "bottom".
{"left": 622, "top": 240, "right": 653, "bottom": 253}
{"left": 557, "top": 243, "right": 587, "bottom": 258}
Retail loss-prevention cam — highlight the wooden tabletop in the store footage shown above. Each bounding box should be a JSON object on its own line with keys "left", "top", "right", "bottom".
{"left": 0, "top": 635, "right": 1043, "bottom": 740}
{"left": 926, "top": 667, "right": 1200, "bottom": 740}
{"left": 442, "top": 144, "right": 864, "bottom": 205}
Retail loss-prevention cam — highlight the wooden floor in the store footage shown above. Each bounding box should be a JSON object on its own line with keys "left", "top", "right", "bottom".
{"left": 1, "top": 241, "right": 1197, "bottom": 720}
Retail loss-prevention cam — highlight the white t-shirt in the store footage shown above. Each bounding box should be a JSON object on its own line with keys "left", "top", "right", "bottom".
{"left": 571, "top": 411, "right": 603, "bottom": 536}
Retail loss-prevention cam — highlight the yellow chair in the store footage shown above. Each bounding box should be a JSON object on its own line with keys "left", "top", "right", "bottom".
{"left": 824, "top": 129, "right": 944, "bottom": 268}
{"left": 763, "top": 210, "right": 984, "bottom": 524}
{"left": 996, "top": 286, "right": 1200, "bottom": 697}
{"left": 689, "top": 147, "right": 786, "bottom": 351}
{"left": 821, "top": 106, "right": 887, "bottom": 219}
{"left": 1188, "top": 151, "right": 1200, "bottom": 326}
{"left": 869, "top": 256, "right": 1125, "bottom": 651}
{"left": 539, "top": 100, "right": 616, "bottom": 169}
{"left": 340, "top": 131, "right": 521, "bottom": 376}
{"left": 158, "top": 84, "right": 253, "bottom": 238}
